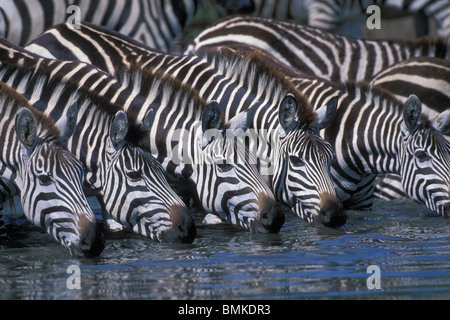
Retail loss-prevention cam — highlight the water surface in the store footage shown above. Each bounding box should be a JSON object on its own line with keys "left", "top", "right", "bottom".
{"left": 1, "top": 197, "right": 449, "bottom": 299}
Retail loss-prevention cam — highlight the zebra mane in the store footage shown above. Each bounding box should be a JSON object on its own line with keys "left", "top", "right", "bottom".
{"left": 197, "top": 47, "right": 317, "bottom": 126}
{"left": 0, "top": 82, "right": 60, "bottom": 141}
{"left": 0, "top": 51, "right": 148, "bottom": 147}
{"left": 117, "top": 60, "right": 209, "bottom": 114}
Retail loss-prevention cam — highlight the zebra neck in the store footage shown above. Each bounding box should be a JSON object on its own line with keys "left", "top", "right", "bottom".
{"left": 339, "top": 86, "right": 404, "bottom": 175}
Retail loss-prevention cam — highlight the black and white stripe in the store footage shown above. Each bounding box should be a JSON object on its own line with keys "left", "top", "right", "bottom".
{"left": 0, "top": 38, "right": 196, "bottom": 243}
{"left": 24, "top": 33, "right": 285, "bottom": 233}
{"left": 0, "top": 82, "right": 105, "bottom": 256}
{"left": 1, "top": 0, "right": 200, "bottom": 49}
{"left": 0, "top": 0, "right": 254, "bottom": 50}
{"left": 370, "top": 56, "right": 450, "bottom": 200}
{"left": 101, "top": 64, "right": 286, "bottom": 233}
{"left": 26, "top": 22, "right": 347, "bottom": 228}
{"left": 251, "top": 0, "right": 450, "bottom": 38}
{"left": 186, "top": 15, "right": 450, "bottom": 84}
{"left": 219, "top": 48, "right": 449, "bottom": 217}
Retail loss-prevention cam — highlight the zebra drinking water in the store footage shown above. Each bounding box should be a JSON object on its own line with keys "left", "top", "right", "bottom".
{"left": 369, "top": 56, "right": 450, "bottom": 200}
{"left": 205, "top": 47, "right": 450, "bottom": 217}
{"left": 0, "top": 38, "right": 197, "bottom": 243}
{"left": 0, "top": 82, "right": 105, "bottom": 256}
{"left": 26, "top": 22, "right": 346, "bottom": 228}
{"left": 12, "top": 35, "right": 285, "bottom": 233}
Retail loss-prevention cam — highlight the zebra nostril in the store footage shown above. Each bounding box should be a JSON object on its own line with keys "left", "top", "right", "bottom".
{"left": 163, "top": 206, "right": 196, "bottom": 243}
{"left": 257, "top": 197, "right": 285, "bottom": 233}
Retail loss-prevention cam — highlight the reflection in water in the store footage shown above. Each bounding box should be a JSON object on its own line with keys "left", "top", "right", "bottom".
{"left": 1, "top": 198, "right": 450, "bottom": 299}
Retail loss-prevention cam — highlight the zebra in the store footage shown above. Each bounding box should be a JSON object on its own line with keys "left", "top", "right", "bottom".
{"left": 0, "top": 39, "right": 197, "bottom": 243}
{"left": 92, "top": 64, "right": 286, "bottom": 233}
{"left": 370, "top": 57, "right": 450, "bottom": 119}
{"left": 0, "top": 82, "right": 105, "bottom": 256}
{"left": 369, "top": 56, "right": 450, "bottom": 200}
{"left": 185, "top": 15, "right": 450, "bottom": 85}
{"left": 0, "top": 0, "right": 254, "bottom": 49}
{"left": 26, "top": 22, "right": 347, "bottom": 228}
{"left": 11, "top": 38, "right": 286, "bottom": 234}
{"left": 198, "top": 46, "right": 450, "bottom": 217}
{"left": 250, "top": 0, "right": 450, "bottom": 38}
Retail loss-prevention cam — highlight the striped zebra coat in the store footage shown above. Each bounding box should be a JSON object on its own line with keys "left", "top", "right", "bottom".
{"left": 250, "top": 0, "right": 450, "bottom": 38}
{"left": 19, "top": 37, "right": 286, "bottom": 234}
{"left": 0, "top": 0, "right": 254, "bottom": 49}
{"left": 0, "top": 38, "right": 197, "bottom": 243}
{"left": 369, "top": 56, "right": 450, "bottom": 200}
{"left": 0, "top": 82, "right": 104, "bottom": 256}
{"left": 185, "top": 15, "right": 450, "bottom": 84}
{"left": 199, "top": 48, "right": 450, "bottom": 217}
{"left": 26, "top": 22, "right": 347, "bottom": 228}
{"left": 117, "top": 66, "right": 286, "bottom": 233}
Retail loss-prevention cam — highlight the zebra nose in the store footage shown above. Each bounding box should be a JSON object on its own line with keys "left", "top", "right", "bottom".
{"left": 315, "top": 200, "right": 347, "bottom": 228}
{"left": 256, "top": 196, "right": 285, "bottom": 233}
{"left": 78, "top": 216, "right": 105, "bottom": 257}
{"left": 161, "top": 206, "right": 196, "bottom": 243}
{"left": 442, "top": 203, "right": 450, "bottom": 218}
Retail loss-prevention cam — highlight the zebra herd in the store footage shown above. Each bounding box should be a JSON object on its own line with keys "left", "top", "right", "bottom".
{"left": 0, "top": 0, "right": 449, "bottom": 257}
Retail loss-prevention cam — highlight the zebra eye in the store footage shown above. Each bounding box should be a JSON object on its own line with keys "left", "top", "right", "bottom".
{"left": 127, "top": 170, "right": 142, "bottom": 182}
{"left": 217, "top": 163, "right": 234, "bottom": 173}
{"left": 289, "top": 155, "right": 305, "bottom": 167}
{"left": 415, "top": 150, "right": 430, "bottom": 162}
{"left": 38, "top": 173, "right": 53, "bottom": 186}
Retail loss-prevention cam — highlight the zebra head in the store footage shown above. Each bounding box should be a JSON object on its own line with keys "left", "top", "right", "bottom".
{"left": 102, "top": 110, "right": 196, "bottom": 243}
{"left": 14, "top": 106, "right": 104, "bottom": 257}
{"left": 400, "top": 95, "right": 450, "bottom": 218}
{"left": 197, "top": 102, "right": 285, "bottom": 233}
{"left": 274, "top": 94, "right": 347, "bottom": 228}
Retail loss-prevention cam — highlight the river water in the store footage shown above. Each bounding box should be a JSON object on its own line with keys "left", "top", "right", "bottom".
{"left": 1, "top": 197, "right": 449, "bottom": 300}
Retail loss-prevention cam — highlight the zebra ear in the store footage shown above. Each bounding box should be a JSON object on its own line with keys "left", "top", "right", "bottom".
{"left": 279, "top": 94, "right": 297, "bottom": 135}
{"left": 403, "top": 95, "right": 422, "bottom": 133}
{"left": 312, "top": 95, "right": 338, "bottom": 131}
{"left": 110, "top": 111, "right": 128, "bottom": 150}
{"left": 433, "top": 109, "right": 450, "bottom": 134}
{"left": 15, "top": 107, "right": 38, "bottom": 154}
{"left": 143, "top": 109, "right": 154, "bottom": 130}
{"left": 202, "top": 101, "right": 222, "bottom": 132}
{"left": 56, "top": 102, "right": 78, "bottom": 147}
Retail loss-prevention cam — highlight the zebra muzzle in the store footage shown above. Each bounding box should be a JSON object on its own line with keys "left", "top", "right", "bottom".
{"left": 251, "top": 195, "right": 285, "bottom": 233}
{"left": 441, "top": 203, "right": 450, "bottom": 218}
{"left": 160, "top": 205, "right": 196, "bottom": 243}
{"left": 314, "top": 198, "right": 347, "bottom": 228}
{"left": 76, "top": 213, "right": 105, "bottom": 257}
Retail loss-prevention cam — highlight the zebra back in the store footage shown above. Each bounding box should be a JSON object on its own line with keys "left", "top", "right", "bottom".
{"left": 250, "top": 0, "right": 450, "bottom": 38}
{"left": 370, "top": 56, "right": 450, "bottom": 119}
{"left": 0, "top": 81, "right": 105, "bottom": 256}
{"left": 0, "top": 0, "right": 255, "bottom": 49}
{"left": 186, "top": 15, "right": 450, "bottom": 83}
